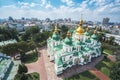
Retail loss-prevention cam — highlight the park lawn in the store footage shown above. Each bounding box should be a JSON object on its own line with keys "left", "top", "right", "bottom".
{"left": 27, "top": 72, "right": 40, "bottom": 80}
{"left": 14, "top": 72, "right": 39, "bottom": 80}
{"left": 64, "top": 71, "right": 99, "bottom": 80}
{"left": 95, "top": 58, "right": 113, "bottom": 77}
{"left": 22, "top": 50, "right": 38, "bottom": 63}
{"left": 101, "top": 67, "right": 110, "bottom": 76}
{"left": 104, "top": 49, "right": 113, "bottom": 55}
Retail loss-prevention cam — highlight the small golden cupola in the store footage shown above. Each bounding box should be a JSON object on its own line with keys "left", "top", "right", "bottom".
{"left": 76, "top": 19, "right": 84, "bottom": 35}
{"left": 54, "top": 26, "right": 58, "bottom": 33}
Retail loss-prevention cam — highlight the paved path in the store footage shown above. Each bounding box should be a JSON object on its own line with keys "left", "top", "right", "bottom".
{"left": 107, "top": 55, "right": 116, "bottom": 62}
{"left": 42, "top": 48, "right": 63, "bottom": 80}
{"left": 25, "top": 51, "right": 47, "bottom": 80}
{"left": 90, "top": 68, "right": 110, "bottom": 80}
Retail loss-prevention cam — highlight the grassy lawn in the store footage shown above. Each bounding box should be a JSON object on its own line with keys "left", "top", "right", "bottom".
{"left": 27, "top": 72, "right": 40, "bottom": 80}
{"left": 14, "top": 72, "right": 39, "bottom": 80}
{"left": 95, "top": 58, "right": 113, "bottom": 77}
{"left": 101, "top": 67, "right": 110, "bottom": 76}
{"left": 64, "top": 71, "right": 99, "bottom": 80}
{"left": 22, "top": 50, "right": 38, "bottom": 63}
{"left": 103, "top": 49, "right": 113, "bottom": 55}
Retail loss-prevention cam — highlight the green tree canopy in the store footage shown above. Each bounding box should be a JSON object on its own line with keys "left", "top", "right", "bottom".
{"left": 110, "top": 61, "right": 120, "bottom": 80}
{"left": 0, "top": 27, "right": 18, "bottom": 41}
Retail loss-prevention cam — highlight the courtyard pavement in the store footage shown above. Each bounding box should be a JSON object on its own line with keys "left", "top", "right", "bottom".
{"left": 25, "top": 49, "right": 47, "bottom": 80}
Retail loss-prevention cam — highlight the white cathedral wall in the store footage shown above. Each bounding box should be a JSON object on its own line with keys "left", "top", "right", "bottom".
{"left": 80, "top": 58, "right": 84, "bottom": 65}
{"left": 63, "top": 54, "right": 73, "bottom": 62}
{"left": 88, "top": 55, "right": 92, "bottom": 62}
{"left": 55, "top": 65, "right": 63, "bottom": 75}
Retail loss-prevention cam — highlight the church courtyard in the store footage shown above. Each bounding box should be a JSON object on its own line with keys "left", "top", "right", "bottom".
{"left": 25, "top": 47, "right": 111, "bottom": 80}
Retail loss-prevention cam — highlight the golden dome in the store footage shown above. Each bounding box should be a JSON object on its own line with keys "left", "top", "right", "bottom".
{"left": 80, "top": 19, "right": 83, "bottom": 25}
{"left": 94, "top": 30, "right": 97, "bottom": 34}
{"left": 67, "top": 31, "right": 71, "bottom": 37}
{"left": 76, "top": 26, "right": 84, "bottom": 35}
{"left": 54, "top": 26, "right": 58, "bottom": 33}
{"left": 86, "top": 27, "right": 89, "bottom": 31}
{"left": 76, "top": 19, "right": 84, "bottom": 35}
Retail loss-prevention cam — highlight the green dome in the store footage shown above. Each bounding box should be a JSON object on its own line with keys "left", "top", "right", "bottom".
{"left": 85, "top": 38, "right": 91, "bottom": 43}
{"left": 64, "top": 37, "right": 72, "bottom": 45}
{"left": 52, "top": 33, "right": 59, "bottom": 41}
{"left": 91, "top": 34, "right": 97, "bottom": 40}
{"left": 76, "top": 40, "right": 82, "bottom": 45}
{"left": 84, "top": 32, "right": 89, "bottom": 36}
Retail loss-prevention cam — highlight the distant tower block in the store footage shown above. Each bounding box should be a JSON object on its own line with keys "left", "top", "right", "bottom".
{"left": 102, "top": 17, "right": 110, "bottom": 26}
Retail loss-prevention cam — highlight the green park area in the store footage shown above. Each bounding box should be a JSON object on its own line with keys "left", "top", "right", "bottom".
{"left": 27, "top": 72, "right": 40, "bottom": 80}
{"left": 21, "top": 50, "right": 38, "bottom": 63}
{"left": 14, "top": 64, "right": 39, "bottom": 80}
{"left": 95, "top": 58, "right": 113, "bottom": 76}
{"left": 64, "top": 71, "right": 99, "bottom": 80}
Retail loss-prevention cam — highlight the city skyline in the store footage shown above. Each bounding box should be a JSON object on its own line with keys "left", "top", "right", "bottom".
{"left": 0, "top": 0, "right": 120, "bottom": 22}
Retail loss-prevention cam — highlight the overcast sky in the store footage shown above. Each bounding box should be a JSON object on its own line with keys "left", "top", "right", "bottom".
{"left": 0, "top": 0, "right": 120, "bottom": 22}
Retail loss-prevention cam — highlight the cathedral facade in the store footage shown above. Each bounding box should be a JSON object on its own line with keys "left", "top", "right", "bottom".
{"left": 47, "top": 20, "right": 101, "bottom": 75}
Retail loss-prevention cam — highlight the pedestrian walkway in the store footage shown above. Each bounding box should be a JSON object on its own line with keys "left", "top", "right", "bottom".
{"left": 90, "top": 68, "right": 110, "bottom": 80}
{"left": 25, "top": 51, "right": 47, "bottom": 80}
{"left": 107, "top": 55, "right": 116, "bottom": 62}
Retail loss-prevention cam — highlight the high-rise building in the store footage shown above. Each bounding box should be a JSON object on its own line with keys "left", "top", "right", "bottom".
{"left": 102, "top": 17, "right": 110, "bottom": 26}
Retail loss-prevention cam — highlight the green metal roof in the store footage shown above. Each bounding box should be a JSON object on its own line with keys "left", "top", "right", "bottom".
{"left": 52, "top": 33, "right": 60, "bottom": 41}
{"left": 55, "top": 57, "right": 63, "bottom": 66}
{"left": 84, "top": 31, "right": 89, "bottom": 36}
{"left": 85, "top": 39, "right": 91, "bottom": 43}
{"left": 63, "top": 63, "right": 68, "bottom": 67}
{"left": 76, "top": 40, "right": 82, "bottom": 45}
{"left": 91, "top": 34, "right": 97, "bottom": 40}
{"left": 54, "top": 44, "right": 63, "bottom": 51}
{"left": 64, "top": 37, "right": 72, "bottom": 45}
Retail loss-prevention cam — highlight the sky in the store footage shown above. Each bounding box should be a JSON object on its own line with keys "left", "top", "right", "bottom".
{"left": 0, "top": 0, "right": 120, "bottom": 22}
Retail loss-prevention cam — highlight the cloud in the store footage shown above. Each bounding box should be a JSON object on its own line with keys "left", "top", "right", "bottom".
{"left": 17, "top": 1, "right": 39, "bottom": 9}
{"left": 45, "top": 1, "right": 53, "bottom": 9}
{"left": 61, "top": 0, "right": 74, "bottom": 6}
{"left": 40, "top": 0, "right": 46, "bottom": 6}
{"left": 0, "top": 0, "right": 120, "bottom": 22}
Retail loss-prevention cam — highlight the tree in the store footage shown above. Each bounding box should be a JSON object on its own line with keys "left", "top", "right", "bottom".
{"left": 14, "top": 73, "right": 28, "bottom": 80}
{"left": 60, "top": 25, "right": 68, "bottom": 32}
{"left": 97, "top": 32, "right": 105, "bottom": 42}
{"left": 0, "top": 34, "right": 5, "bottom": 42}
{"left": 0, "top": 27, "right": 18, "bottom": 41}
{"left": 9, "top": 28, "right": 19, "bottom": 40}
{"left": 18, "top": 64, "right": 28, "bottom": 74}
{"left": 21, "top": 33, "right": 30, "bottom": 41}
{"left": 59, "top": 25, "right": 68, "bottom": 39}
{"left": 21, "top": 73, "right": 28, "bottom": 80}
{"left": 32, "top": 33, "right": 41, "bottom": 42}
{"left": 109, "top": 36, "right": 115, "bottom": 45}
{"left": 1, "top": 41, "right": 36, "bottom": 55}
{"left": 110, "top": 62, "right": 120, "bottom": 80}
{"left": 26, "top": 26, "right": 39, "bottom": 35}
{"left": 1, "top": 43, "right": 18, "bottom": 55}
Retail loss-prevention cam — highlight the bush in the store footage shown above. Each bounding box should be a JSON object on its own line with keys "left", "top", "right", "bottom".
{"left": 14, "top": 73, "right": 28, "bottom": 80}
{"left": 110, "top": 62, "right": 120, "bottom": 80}
{"left": 21, "top": 50, "right": 38, "bottom": 63}
{"left": 14, "top": 72, "right": 39, "bottom": 80}
{"left": 21, "top": 73, "right": 28, "bottom": 80}
{"left": 18, "top": 64, "right": 28, "bottom": 74}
